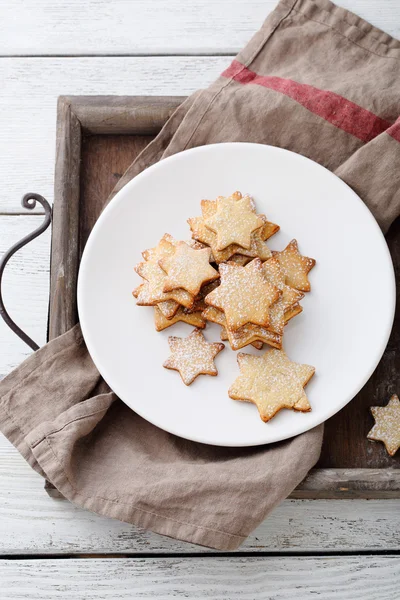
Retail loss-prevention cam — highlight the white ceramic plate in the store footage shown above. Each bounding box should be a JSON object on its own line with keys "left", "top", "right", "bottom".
{"left": 78, "top": 143, "right": 395, "bottom": 447}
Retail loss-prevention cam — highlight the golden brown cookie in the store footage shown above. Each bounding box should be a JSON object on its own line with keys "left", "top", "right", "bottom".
{"left": 204, "top": 258, "right": 281, "bottom": 331}
{"left": 154, "top": 306, "right": 206, "bottom": 331}
{"left": 284, "top": 303, "right": 303, "bottom": 324}
{"left": 227, "top": 254, "right": 252, "bottom": 266}
{"left": 133, "top": 283, "right": 180, "bottom": 320}
{"left": 203, "top": 306, "right": 263, "bottom": 350}
{"left": 159, "top": 241, "right": 219, "bottom": 296}
{"left": 367, "top": 394, "right": 400, "bottom": 456}
{"left": 262, "top": 257, "right": 304, "bottom": 335}
{"left": 201, "top": 196, "right": 279, "bottom": 242}
{"left": 188, "top": 194, "right": 278, "bottom": 264}
{"left": 135, "top": 261, "right": 194, "bottom": 308}
{"left": 272, "top": 240, "right": 316, "bottom": 292}
{"left": 189, "top": 280, "right": 220, "bottom": 313}
{"left": 204, "top": 192, "right": 264, "bottom": 250}
{"left": 203, "top": 305, "right": 281, "bottom": 350}
{"left": 228, "top": 349, "right": 315, "bottom": 422}
{"left": 163, "top": 328, "right": 225, "bottom": 385}
{"left": 142, "top": 233, "right": 177, "bottom": 262}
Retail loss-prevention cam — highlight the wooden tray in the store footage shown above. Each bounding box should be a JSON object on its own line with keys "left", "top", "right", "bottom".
{"left": 50, "top": 95, "right": 400, "bottom": 498}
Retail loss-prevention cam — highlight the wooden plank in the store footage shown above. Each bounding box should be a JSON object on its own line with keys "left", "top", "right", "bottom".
{"left": 79, "top": 134, "right": 155, "bottom": 249}
{"left": 1, "top": 435, "right": 400, "bottom": 554}
{"left": 0, "top": 216, "right": 50, "bottom": 377}
{"left": 0, "top": 0, "right": 398, "bottom": 56}
{"left": 67, "top": 96, "right": 185, "bottom": 135}
{"left": 49, "top": 98, "right": 81, "bottom": 340}
{"left": 0, "top": 56, "right": 226, "bottom": 214}
{"left": 1, "top": 556, "right": 400, "bottom": 598}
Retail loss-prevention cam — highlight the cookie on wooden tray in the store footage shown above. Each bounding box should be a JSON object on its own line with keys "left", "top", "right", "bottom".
{"left": 159, "top": 241, "right": 219, "bottom": 296}
{"left": 228, "top": 349, "right": 315, "bottom": 422}
{"left": 272, "top": 239, "right": 316, "bottom": 292}
{"left": 163, "top": 328, "right": 225, "bottom": 386}
{"left": 204, "top": 258, "right": 281, "bottom": 331}
{"left": 204, "top": 192, "right": 264, "bottom": 250}
{"left": 154, "top": 306, "right": 206, "bottom": 332}
{"left": 367, "top": 394, "right": 400, "bottom": 456}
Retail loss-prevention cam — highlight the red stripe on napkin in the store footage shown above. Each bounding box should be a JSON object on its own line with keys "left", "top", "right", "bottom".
{"left": 222, "top": 60, "right": 392, "bottom": 143}
{"left": 386, "top": 117, "right": 400, "bottom": 143}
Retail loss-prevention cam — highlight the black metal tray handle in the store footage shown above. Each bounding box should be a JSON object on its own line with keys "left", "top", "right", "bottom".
{"left": 0, "top": 193, "right": 52, "bottom": 351}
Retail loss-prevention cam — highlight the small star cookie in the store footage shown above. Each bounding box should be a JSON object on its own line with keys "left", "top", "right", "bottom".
{"left": 367, "top": 395, "right": 400, "bottom": 456}
{"left": 272, "top": 239, "right": 316, "bottom": 292}
{"left": 187, "top": 193, "right": 278, "bottom": 263}
{"left": 204, "top": 193, "right": 264, "bottom": 250}
{"left": 204, "top": 258, "right": 280, "bottom": 331}
{"left": 163, "top": 329, "right": 225, "bottom": 385}
{"left": 228, "top": 349, "right": 315, "bottom": 422}
{"left": 159, "top": 241, "right": 219, "bottom": 296}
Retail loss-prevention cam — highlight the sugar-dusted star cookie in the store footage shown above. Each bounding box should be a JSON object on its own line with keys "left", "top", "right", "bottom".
{"left": 188, "top": 194, "right": 278, "bottom": 263}
{"left": 367, "top": 394, "right": 400, "bottom": 456}
{"left": 272, "top": 239, "right": 316, "bottom": 292}
{"left": 135, "top": 260, "right": 194, "bottom": 308}
{"left": 204, "top": 192, "right": 264, "bottom": 250}
{"left": 228, "top": 349, "right": 315, "bottom": 422}
{"left": 262, "top": 257, "right": 305, "bottom": 335}
{"left": 204, "top": 258, "right": 280, "bottom": 331}
{"left": 202, "top": 306, "right": 265, "bottom": 349}
{"left": 135, "top": 233, "right": 194, "bottom": 314}
{"left": 163, "top": 328, "right": 225, "bottom": 385}
{"left": 159, "top": 241, "right": 219, "bottom": 296}
{"left": 154, "top": 306, "right": 206, "bottom": 331}
{"left": 133, "top": 282, "right": 180, "bottom": 320}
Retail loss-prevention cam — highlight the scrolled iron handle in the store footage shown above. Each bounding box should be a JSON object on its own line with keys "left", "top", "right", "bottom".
{"left": 0, "top": 193, "right": 52, "bottom": 351}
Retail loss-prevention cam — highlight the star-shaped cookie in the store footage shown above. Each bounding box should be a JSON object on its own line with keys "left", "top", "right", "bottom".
{"left": 272, "top": 239, "right": 316, "bottom": 292}
{"left": 228, "top": 349, "right": 315, "bottom": 422}
{"left": 202, "top": 306, "right": 267, "bottom": 349}
{"left": 367, "top": 394, "right": 400, "bottom": 456}
{"left": 154, "top": 306, "right": 206, "bottom": 332}
{"left": 188, "top": 193, "right": 278, "bottom": 263}
{"left": 204, "top": 258, "right": 280, "bottom": 331}
{"left": 134, "top": 260, "right": 194, "bottom": 308}
{"left": 135, "top": 234, "right": 193, "bottom": 315}
{"left": 262, "top": 257, "right": 305, "bottom": 335}
{"left": 159, "top": 241, "right": 219, "bottom": 296}
{"left": 205, "top": 193, "right": 264, "bottom": 250}
{"left": 163, "top": 328, "right": 225, "bottom": 385}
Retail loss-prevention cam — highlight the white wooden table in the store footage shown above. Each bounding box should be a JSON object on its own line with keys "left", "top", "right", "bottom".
{"left": 0, "top": 1, "right": 399, "bottom": 597}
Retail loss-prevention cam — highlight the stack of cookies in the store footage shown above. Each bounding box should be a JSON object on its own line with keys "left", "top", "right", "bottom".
{"left": 133, "top": 191, "right": 316, "bottom": 423}
{"left": 133, "top": 233, "right": 219, "bottom": 332}
{"left": 190, "top": 191, "right": 315, "bottom": 351}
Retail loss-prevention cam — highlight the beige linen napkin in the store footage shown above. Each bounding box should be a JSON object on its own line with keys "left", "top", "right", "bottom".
{"left": 1, "top": 0, "right": 400, "bottom": 550}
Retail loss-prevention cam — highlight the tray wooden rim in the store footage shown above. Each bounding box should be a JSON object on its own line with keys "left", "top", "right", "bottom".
{"left": 51, "top": 95, "right": 399, "bottom": 499}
